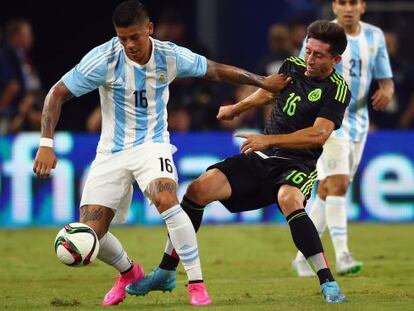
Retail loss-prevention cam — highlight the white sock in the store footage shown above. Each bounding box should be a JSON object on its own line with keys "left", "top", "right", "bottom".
{"left": 295, "top": 195, "right": 326, "bottom": 261}
{"left": 163, "top": 235, "right": 174, "bottom": 256}
{"left": 98, "top": 232, "right": 132, "bottom": 273}
{"left": 161, "top": 205, "right": 202, "bottom": 281}
{"left": 325, "top": 195, "right": 348, "bottom": 261}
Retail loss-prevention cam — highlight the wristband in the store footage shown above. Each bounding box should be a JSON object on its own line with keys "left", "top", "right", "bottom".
{"left": 39, "top": 137, "right": 54, "bottom": 148}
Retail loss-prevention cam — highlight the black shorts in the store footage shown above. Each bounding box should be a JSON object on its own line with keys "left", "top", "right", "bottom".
{"left": 207, "top": 152, "right": 317, "bottom": 213}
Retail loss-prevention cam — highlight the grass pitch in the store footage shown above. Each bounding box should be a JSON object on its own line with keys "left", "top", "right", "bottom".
{"left": 1, "top": 224, "right": 413, "bottom": 311}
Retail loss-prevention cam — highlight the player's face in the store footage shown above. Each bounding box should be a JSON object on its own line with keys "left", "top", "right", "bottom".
{"left": 115, "top": 21, "right": 154, "bottom": 64}
{"left": 332, "top": 0, "right": 366, "bottom": 28}
{"left": 304, "top": 38, "right": 342, "bottom": 79}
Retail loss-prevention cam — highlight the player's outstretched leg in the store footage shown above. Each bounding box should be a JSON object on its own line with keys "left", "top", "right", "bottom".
{"left": 127, "top": 196, "right": 205, "bottom": 296}
{"left": 98, "top": 232, "right": 145, "bottom": 306}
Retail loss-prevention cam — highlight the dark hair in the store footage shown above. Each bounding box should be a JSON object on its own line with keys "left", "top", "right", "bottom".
{"left": 307, "top": 20, "right": 347, "bottom": 56}
{"left": 112, "top": 0, "right": 149, "bottom": 27}
{"left": 5, "top": 18, "right": 30, "bottom": 40}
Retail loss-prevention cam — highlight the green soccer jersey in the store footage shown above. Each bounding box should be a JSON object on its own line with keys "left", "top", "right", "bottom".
{"left": 264, "top": 56, "right": 351, "bottom": 162}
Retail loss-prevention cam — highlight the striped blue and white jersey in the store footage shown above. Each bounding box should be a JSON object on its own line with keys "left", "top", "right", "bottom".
{"left": 300, "top": 21, "right": 392, "bottom": 141}
{"left": 62, "top": 37, "right": 207, "bottom": 154}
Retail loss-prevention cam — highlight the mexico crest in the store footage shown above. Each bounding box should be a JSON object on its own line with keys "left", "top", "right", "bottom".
{"left": 308, "top": 88, "right": 322, "bottom": 102}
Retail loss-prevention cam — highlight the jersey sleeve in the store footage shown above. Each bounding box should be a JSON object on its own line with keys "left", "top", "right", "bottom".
{"left": 318, "top": 84, "right": 351, "bottom": 130}
{"left": 172, "top": 44, "right": 208, "bottom": 78}
{"left": 61, "top": 46, "right": 108, "bottom": 97}
{"left": 373, "top": 30, "right": 393, "bottom": 79}
{"left": 277, "top": 59, "right": 290, "bottom": 74}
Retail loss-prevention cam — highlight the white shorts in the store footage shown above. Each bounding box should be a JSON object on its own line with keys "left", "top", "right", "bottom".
{"left": 316, "top": 136, "right": 366, "bottom": 181}
{"left": 80, "top": 143, "right": 178, "bottom": 223}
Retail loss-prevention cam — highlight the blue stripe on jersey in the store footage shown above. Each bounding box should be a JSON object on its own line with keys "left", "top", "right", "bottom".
{"left": 134, "top": 66, "right": 148, "bottom": 145}
{"left": 111, "top": 53, "right": 127, "bottom": 153}
{"left": 348, "top": 39, "right": 361, "bottom": 140}
{"left": 358, "top": 28, "right": 374, "bottom": 141}
{"left": 153, "top": 49, "right": 168, "bottom": 143}
{"left": 333, "top": 63, "right": 345, "bottom": 138}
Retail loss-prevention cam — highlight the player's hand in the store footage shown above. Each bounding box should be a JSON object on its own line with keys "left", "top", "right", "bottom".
{"left": 235, "top": 133, "right": 272, "bottom": 154}
{"left": 33, "top": 147, "right": 57, "bottom": 179}
{"left": 371, "top": 88, "right": 392, "bottom": 111}
{"left": 217, "top": 105, "right": 238, "bottom": 120}
{"left": 261, "top": 74, "right": 292, "bottom": 93}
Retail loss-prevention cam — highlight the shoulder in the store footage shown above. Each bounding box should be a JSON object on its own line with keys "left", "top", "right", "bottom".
{"left": 279, "top": 56, "right": 306, "bottom": 74}
{"left": 152, "top": 38, "right": 177, "bottom": 56}
{"left": 91, "top": 37, "right": 123, "bottom": 56}
{"left": 326, "top": 71, "right": 350, "bottom": 102}
{"left": 361, "top": 21, "right": 385, "bottom": 38}
{"left": 285, "top": 56, "right": 306, "bottom": 68}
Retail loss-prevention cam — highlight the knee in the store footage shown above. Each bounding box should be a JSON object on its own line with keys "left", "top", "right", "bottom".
{"left": 278, "top": 192, "right": 304, "bottom": 216}
{"left": 153, "top": 193, "right": 179, "bottom": 213}
{"left": 326, "top": 178, "right": 348, "bottom": 196}
{"left": 79, "top": 220, "right": 107, "bottom": 239}
{"left": 186, "top": 179, "right": 210, "bottom": 206}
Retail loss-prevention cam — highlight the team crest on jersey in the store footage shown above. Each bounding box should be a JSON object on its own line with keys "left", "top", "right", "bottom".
{"left": 158, "top": 72, "right": 166, "bottom": 83}
{"left": 308, "top": 88, "right": 322, "bottom": 102}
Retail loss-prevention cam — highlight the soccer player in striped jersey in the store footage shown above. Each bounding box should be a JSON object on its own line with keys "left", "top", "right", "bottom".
{"left": 32, "top": 0, "right": 290, "bottom": 307}
{"left": 128, "top": 20, "right": 350, "bottom": 304}
{"left": 293, "top": 0, "right": 394, "bottom": 277}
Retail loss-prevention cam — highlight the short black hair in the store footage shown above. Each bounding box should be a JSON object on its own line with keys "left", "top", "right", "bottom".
{"left": 307, "top": 20, "right": 347, "bottom": 56}
{"left": 112, "top": 0, "right": 149, "bottom": 28}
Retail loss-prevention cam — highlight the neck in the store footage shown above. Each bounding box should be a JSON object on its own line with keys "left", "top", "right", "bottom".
{"left": 343, "top": 23, "right": 360, "bottom": 36}
{"left": 135, "top": 39, "right": 152, "bottom": 65}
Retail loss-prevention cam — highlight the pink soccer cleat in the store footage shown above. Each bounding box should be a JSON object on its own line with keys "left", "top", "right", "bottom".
{"left": 102, "top": 263, "right": 145, "bottom": 306}
{"left": 187, "top": 282, "right": 212, "bottom": 306}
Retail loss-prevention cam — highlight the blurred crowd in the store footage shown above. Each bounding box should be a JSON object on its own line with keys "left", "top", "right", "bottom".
{"left": 1, "top": 14, "right": 414, "bottom": 135}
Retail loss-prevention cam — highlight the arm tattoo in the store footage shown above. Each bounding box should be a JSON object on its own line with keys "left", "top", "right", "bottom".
{"left": 235, "top": 70, "right": 265, "bottom": 86}
{"left": 205, "top": 60, "right": 265, "bottom": 87}
{"left": 80, "top": 206, "right": 104, "bottom": 222}
{"left": 154, "top": 181, "right": 176, "bottom": 193}
{"left": 41, "top": 81, "right": 73, "bottom": 137}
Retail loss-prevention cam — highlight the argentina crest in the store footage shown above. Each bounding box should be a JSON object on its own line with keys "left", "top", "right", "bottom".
{"left": 308, "top": 88, "right": 322, "bottom": 102}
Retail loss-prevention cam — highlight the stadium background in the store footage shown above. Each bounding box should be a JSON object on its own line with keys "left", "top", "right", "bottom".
{"left": 1, "top": 0, "right": 413, "bottom": 226}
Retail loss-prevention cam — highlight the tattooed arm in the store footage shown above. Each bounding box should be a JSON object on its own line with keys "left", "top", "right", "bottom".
{"left": 204, "top": 60, "right": 291, "bottom": 93}
{"left": 33, "top": 81, "right": 73, "bottom": 179}
{"left": 41, "top": 81, "right": 74, "bottom": 138}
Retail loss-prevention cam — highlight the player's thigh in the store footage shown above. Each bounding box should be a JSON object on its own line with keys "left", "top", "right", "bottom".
{"left": 277, "top": 184, "right": 305, "bottom": 217}
{"left": 80, "top": 204, "right": 114, "bottom": 239}
{"left": 81, "top": 152, "right": 134, "bottom": 225}
{"left": 186, "top": 168, "right": 232, "bottom": 205}
{"left": 132, "top": 143, "right": 178, "bottom": 206}
{"left": 206, "top": 153, "right": 272, "bottom": 213}
{"left": 317, "top": 136, "right": 351, "bottom": 180}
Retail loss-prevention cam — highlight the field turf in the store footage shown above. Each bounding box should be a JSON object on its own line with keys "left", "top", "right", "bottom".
{"left": 1, "top": 224, "right": 413, "bottom": 310}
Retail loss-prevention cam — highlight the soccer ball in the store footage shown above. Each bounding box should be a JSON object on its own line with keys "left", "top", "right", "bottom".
{"left": 54, "top": 222, "right": 100, "bottom": 266}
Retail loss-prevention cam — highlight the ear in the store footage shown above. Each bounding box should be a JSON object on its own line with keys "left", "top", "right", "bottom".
{"left": 360, "top": 1, "right": 367, "bottom": 15}
{"left": 148, "top": 22, "right": 154, "bottom": 35}
{"left": 333, "top": 55, "right": 342, "bottom": 65}
{"left": 332, "top": 1, "right": 338, "bottom": 16}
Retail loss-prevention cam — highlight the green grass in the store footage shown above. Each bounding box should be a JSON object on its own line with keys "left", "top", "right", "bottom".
{"left": 1, "top": 224, "right": 413, "bottom": 310}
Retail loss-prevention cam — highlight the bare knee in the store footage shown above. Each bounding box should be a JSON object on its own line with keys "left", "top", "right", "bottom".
{"left": 152, "top": 193, "right": 179, "bottom": 213}
{"left": 186, "top": 178, "right": 211, "bottom": 206}
{"left": 186, "top": 169, "right": 231, "bottom": 205}
{"left": 278, "top": 186, "right": 305, "bottom": 217}
{"left": 326, "top": 175, "right": 349, "bottom": 196}
{"left": 79, "top": 205, "right": 113, "bottom": 239}
{"left": 317, "top": 179, "right": 328, "bottom": 200}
